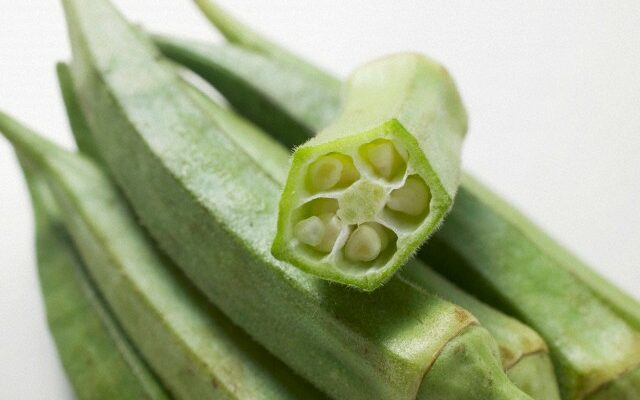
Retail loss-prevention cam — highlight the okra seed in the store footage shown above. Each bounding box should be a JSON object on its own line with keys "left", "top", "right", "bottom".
{"left": 345, "top": 225, "right": 382, "bottom": 262}
{"left": 338, "top": 158, "right": 360, "bottom": 187}
{"left": 360, "top": 139, "right": 406, "bottom": 180}
{"left": 315, "top": 213, "right": 342, "bottom": 253}
{"left": 366, "top": 141, "right": 397, "bottom": 178}
{"left": 387, "top": 175, "right": 430, "bottom": 216}
{"left": 362, "top": 222, "right": 390, "bottom": 251}
{"left": 308, "top": 155, "right": 343, "bottom": 191}
{"left": 294, "top": 216, "right": 325, "bottom": 246}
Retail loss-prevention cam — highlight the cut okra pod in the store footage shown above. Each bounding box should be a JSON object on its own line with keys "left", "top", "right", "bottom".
{"left": 176, "top": 5, "right": 640, "bottom": 398}
{"left": 272, "top": 53, "right": 468, "bottom": 290}
{"left": 57, "top": 0, "right": 532, "bottom": 398}
{"left": 1, "top": 112, "right": 328, "bottom": 400}
{"left": 18, "top": 157, "right": 169, "bottom": 400}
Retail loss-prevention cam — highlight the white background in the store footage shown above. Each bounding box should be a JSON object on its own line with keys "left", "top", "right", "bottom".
{"left": 1, "top": 1, "right": 639, "bottom": 398}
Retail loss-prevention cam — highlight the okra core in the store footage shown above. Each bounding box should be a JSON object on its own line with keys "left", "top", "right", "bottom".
{"left": 292, "top": 138, "right": 428, "bottom": 266}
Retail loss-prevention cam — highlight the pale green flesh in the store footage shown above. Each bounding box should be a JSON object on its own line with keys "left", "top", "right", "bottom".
{"left": 167, "top": 4, "right": 640, "bottom": 398}
{"left": 18, "top": 156, "right": 169, "bottom": 400}
{"left": 1, "top": 113, "right": 328, "bottom": 400}
{"left": 272, "top": 53, "right": 467, "bottom": 290}
{"left": 56, "top": 0, "right": 531, "bottom": 398}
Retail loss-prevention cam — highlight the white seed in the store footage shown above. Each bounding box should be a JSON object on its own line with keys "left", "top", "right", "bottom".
{"left": 366, "top": 141, "right": 397, "bottom": 179}
{"left": 338, "top": 159, "right": 360, "bottom": 186}
{"left": 316, "top": 213, "right": 342, "bottom": 253}
{"left": 363, "top": 222, "right": 390, "bottom": 251}
{"left": 308, "top": 155, "right": 343, "bottom": 191}
{"left": 345, "top": 225, "right": 382, "bottom": 262}
{"left": 387, "top": 176, "right": 430, "bottom": 216}
{"left": 294, "top": 216, "right": 325, "bottom": 246}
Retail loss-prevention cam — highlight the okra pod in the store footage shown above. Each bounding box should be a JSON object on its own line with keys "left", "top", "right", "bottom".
{"left": 18, "top": 156, "right": 169, "bottom": 400}
{"left": 58, "top": 0, "right": 532, "bottom": 398}
{"left": 176, "top": 4, "right": 640, "bottom": 398}
{"left": 0, "top": 112, "right": 327, "bottom": 400}
{"left": 271, "top": 53, "right": 468, "bottom": 290}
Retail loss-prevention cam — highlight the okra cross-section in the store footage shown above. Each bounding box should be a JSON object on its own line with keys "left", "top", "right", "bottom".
{"left": 272, "top": 53, "right": 468, "bottom": 290}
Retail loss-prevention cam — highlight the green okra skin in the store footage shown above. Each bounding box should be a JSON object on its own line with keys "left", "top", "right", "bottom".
{"left": 400, "top": 265, "right": 561, "bottom": 400}
{"left": 157, "top": 36, "right": 560, "bottom": 399}
{"left": 507, "top": 352, "right": 564, "bottom": 400}
{"left": 1, "top": 114, "right": 327, "bottom": 400}
{"left": 58, "top": 0, "right": 532, "bottom": 398}
{"left": 18, "top": 156, "right": 169, "bottom": 400}
{"left": 271, "top": 53, "right": 468, "bottom": 290}
{"left": 174, "top": 5, "right": 640, "bottom": 398}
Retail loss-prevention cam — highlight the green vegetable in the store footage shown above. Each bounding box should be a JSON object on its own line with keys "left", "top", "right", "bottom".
{"left": 18, "top": 155, "right": 169, "bottom": 400}
{"left": 271, "top": 53, "right": 468, "bottom": 290}
{"left": 58, "top": 0, "right": 532, "bottom": 398}
{"left": 175, "top": 3, "right": 640, "bottom": 398}
{"left": 0, "top": 112, "right": 327, "bottom": 400}
{"left": 157, "top": 38, "right": 559, "bottom": 400}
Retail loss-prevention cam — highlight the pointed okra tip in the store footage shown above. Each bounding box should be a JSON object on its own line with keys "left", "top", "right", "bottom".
{"left": 272, "top": 120, "right": 451, "bottom": 291}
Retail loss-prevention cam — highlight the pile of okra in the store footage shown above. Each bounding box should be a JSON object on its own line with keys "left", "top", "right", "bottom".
{"left": 1, "top": 0, "right": 639, "bottom": 399}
